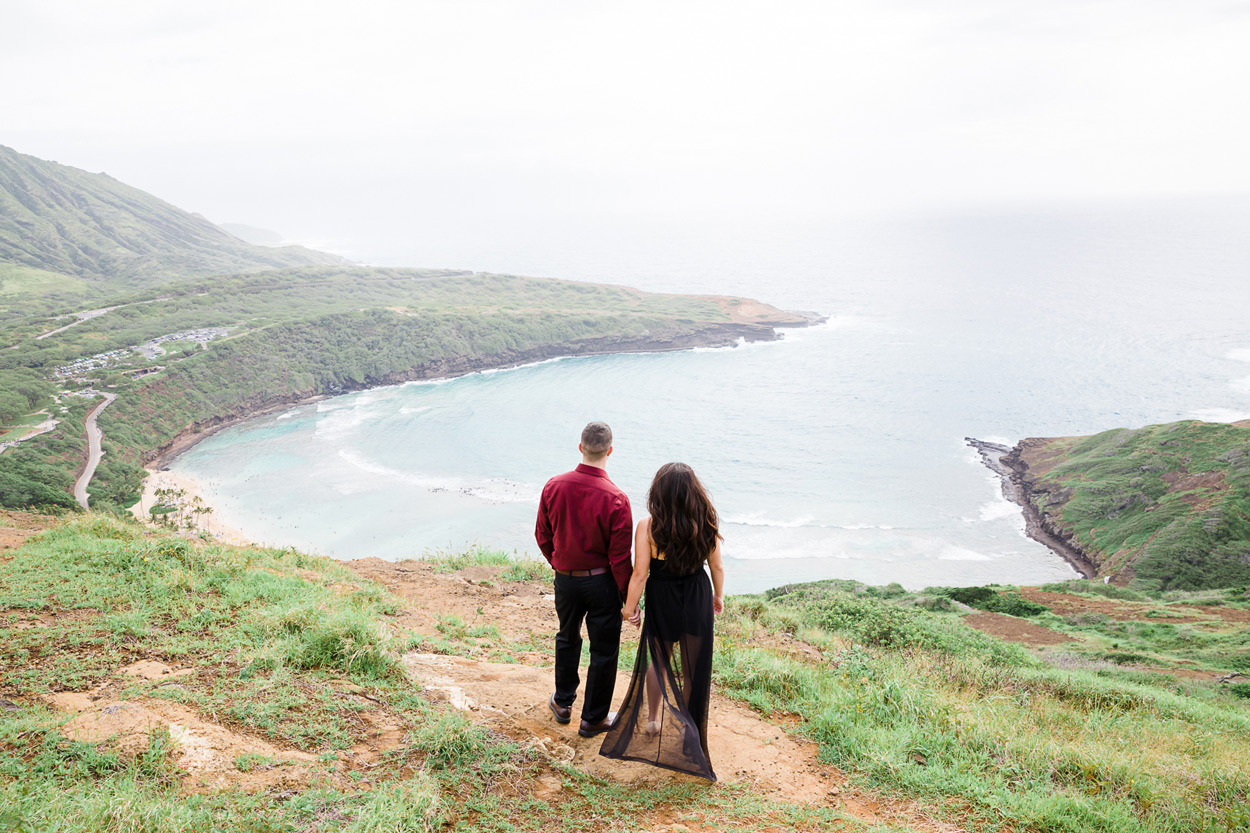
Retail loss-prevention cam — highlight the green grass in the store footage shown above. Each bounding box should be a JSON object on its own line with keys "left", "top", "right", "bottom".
{"left": 17, "top": 512, "right": 1248, "bottom": 831}
{"left": 0, "top": 263, "right": 88, "bottom": 299}
{"left": 1041, "top": 579, "right": 1154, "bottom": 602}
{"left": 424, "top": 544, "right": 551, "bottom": 582}
{"left": 0, "top": 514, "right": 875, "bottom": 833}
{"left": 1023, "top": 421, "right": 1250, "bottom": 592}
{"left": 715, "top": 583, "right": 1250, "bottom": 833}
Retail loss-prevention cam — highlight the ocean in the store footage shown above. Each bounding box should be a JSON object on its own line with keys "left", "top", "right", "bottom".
{"left": 170, "top": 197, "right": 1250, "bottom": 593}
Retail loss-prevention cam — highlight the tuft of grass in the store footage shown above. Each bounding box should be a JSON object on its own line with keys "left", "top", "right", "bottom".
{"left": 1041, "top": 579, "right": 1153, "bottom": 602}
{"left": 765, "top": 581, "right": 1033, "bottom": 666}
{"left": 282, "top": 607, "right": 398, "bottom": 679}
{"left": 423, "top": 545, "right": 551, "bottom": 583}
{"left": 344, "top": 775, "right": 442, "bottom": 832}
{"left": 233, "top": 753, "right": 278, "bottom": 773}
{"left": 499, "top": 559, "right": 551, "bottom": 582}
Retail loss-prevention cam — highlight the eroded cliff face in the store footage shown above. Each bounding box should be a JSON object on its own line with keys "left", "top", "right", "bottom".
{"left": 999, "top": 438, "right": 1101, "bottom": 580}
{"left": 146, "top": 320, "right": 794, "bottom": 466}
{"left": 985, "top": 422, "right": 1250, "bottom": 592}
{"left": 967, "top": 437, "right": 1098, "bottom": 580}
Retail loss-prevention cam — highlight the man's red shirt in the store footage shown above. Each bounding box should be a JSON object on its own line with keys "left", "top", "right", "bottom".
{"left": 535, "top": 463, "right": 633, "bottom": 595}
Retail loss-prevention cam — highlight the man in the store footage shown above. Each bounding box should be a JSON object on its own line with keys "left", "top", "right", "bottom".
{"left": 535, "top": 421, "right": 633, "bottom": 737}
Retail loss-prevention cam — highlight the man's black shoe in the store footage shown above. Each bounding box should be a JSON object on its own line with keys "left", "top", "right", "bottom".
{"left": 578, "top": 712, "right": 618, "bottom": 738}
{"left": 549, "top": 695, "right": 571, "bottom": 725}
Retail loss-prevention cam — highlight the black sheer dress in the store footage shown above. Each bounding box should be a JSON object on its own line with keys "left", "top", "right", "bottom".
{"left": 599, "top": 555, "right": 716, "bottom": 781}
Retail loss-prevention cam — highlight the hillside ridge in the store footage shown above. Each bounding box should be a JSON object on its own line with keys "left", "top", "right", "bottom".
{"left": 0, "top": 144, "right": 343, "bottom": 288}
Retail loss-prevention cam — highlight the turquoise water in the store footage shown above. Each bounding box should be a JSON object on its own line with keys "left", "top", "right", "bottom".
{"left": 173, "top": 198, "right": 1250, "bottom": 593}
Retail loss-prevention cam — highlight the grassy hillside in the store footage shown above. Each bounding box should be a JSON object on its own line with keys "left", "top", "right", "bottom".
{"left": 0, "top": 145, "right": 342, "bottom": 301}
{"left": 1006, "top": 421, "right": 1250, "bottom": 592}
{"left": 2, "top": 513, "right": 1246, "bottom": 832}
{"left": 731, "top": 579, "right": 1250, "bottom": 832}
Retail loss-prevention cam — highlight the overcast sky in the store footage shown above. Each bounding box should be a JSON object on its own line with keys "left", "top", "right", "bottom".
{"left": 4, "top": 0, "right": 1249, "bottom": 262}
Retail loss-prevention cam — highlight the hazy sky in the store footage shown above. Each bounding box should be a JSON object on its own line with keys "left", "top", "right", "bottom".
{"left": 4, "top": 0, "right": 1250, "bottom": 261}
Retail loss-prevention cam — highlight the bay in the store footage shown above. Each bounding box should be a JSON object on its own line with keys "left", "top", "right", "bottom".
{"left": 171, "top": 197, "right": 1250, "bottom": 593}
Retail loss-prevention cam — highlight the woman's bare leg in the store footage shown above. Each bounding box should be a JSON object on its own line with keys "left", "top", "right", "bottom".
{"left": 645, "top": 664, "right": 661, "bottom": 724}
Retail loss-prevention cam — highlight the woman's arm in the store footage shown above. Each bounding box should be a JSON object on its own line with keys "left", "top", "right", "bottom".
{"left": 707, "top": 539, "right": 725, "bottom": 615}
{"left": 622, "top": 518, "right": 653, "bottom": 626}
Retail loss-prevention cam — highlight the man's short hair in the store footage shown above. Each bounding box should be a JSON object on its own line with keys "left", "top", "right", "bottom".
{"left": 581, "top": 421, "right": 613, "bottom": 457}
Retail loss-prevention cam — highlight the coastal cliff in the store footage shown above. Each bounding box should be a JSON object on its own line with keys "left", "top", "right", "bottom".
{"left": 971, "top": 420, "right": 1250, "bottom": 591}
{"left": 967, "top": 437, "right": 1098, "bottom": 579}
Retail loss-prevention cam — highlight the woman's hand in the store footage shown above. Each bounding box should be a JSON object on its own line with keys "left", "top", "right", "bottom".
{"left": 712, "top": 594, "right": 724, "bottom": 615}
{"left": 622, "top": 606, "right": 641, "bottom": 627}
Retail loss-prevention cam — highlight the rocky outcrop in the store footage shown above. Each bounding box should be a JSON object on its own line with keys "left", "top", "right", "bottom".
{"left": 967, "top": 438, "right": 1098, "bottom": 579}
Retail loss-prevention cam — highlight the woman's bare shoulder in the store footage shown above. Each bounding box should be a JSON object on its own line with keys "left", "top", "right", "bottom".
{"left": 636, "top": 516, "right": 652, "bottom": 533}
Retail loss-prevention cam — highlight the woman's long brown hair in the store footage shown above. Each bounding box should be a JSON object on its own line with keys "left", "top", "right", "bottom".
{"left": 647, "top": 462, "right": 721, "bottom": 575}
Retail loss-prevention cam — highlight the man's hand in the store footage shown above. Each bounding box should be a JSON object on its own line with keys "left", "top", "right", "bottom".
{"left": 713, "top": 595, "right": 724, "bottom": 615}
{"left": 622, "top": 606, "right": 641, "bottom": 627}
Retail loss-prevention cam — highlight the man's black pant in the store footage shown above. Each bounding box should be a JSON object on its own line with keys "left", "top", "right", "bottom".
{"left": 553, "top": 571, "right": 621, "bottom": 723}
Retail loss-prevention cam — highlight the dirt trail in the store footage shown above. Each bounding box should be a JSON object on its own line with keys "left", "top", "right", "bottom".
{"left": 50, "top": 660, "right": 322, "bottom": 793}
{"left": 347, "top": 558, "right": 965, "bottom": 832}
{"left": 0, "top": 510, "right": 55, "bottom": 554}
{"left": 961, "top": 612, "right": 1073, "bottom": 646}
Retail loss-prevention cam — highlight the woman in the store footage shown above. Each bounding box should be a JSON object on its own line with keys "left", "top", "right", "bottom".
{"left": 599, "top": 462, "right": 725, "bottom": 781}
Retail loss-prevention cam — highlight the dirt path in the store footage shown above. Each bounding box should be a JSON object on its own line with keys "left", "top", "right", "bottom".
{"left": 346, "top": 557, "right": 966, "bottom": 832}
{"left": 73, "top": 392, "right": 117, "bottom": 509}
{"left": 0, "top": 510, "right": 56, "bottom": 556}
{"left": 962, "top": 612, "right": 1074, "bottom": 646}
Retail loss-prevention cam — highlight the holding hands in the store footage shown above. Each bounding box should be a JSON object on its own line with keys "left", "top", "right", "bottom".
{"left": 622, "top": 605, "right": 641, "bottom": 627}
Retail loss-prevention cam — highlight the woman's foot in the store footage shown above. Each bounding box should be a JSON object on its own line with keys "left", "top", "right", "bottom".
{"left": 644, "top": 720, "right": 661, "bottom": 736}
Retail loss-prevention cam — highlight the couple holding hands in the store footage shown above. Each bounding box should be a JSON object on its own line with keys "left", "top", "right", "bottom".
{"left": 535, "top": 421, "right": 725, "bottom": 782}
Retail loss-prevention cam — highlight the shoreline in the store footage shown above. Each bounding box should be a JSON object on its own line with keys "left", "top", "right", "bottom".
{"left": 145, "top": 316, "right": 821, "bottom": 470}
{"left": 136, "top": 315, "right": 823, "bottom": 548}
{"left": 965, "top": 437, "right": 1097, "bottom": 579}
{"left": 131, "top": 468, "right": 258, "bottom": 547}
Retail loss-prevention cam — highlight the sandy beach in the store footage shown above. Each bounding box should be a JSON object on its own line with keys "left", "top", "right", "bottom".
{"left": 131, "top": 468, "right": 257, "bottom": 547}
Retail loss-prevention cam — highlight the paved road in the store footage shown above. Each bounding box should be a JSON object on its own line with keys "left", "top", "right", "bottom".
{"left": 36, "top": 306, "right": 120, "bottom": 340}
{"left": 74, "top": 392, "right": 118, "bottom": 509}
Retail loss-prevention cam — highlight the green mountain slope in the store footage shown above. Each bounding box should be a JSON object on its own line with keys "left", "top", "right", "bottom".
{"left": 0, "top": 145, "right": 343, "bottom": 289}
{"left": 0, "top": 147, "right": 812, "bottom": 514}
{"left": 1006, "top": 420, "right": 1250, "bottom": 591}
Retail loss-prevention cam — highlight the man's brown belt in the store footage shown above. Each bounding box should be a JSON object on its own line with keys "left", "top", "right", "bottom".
{"left": 554, "top": 567, "right": 609, "bottom": 577}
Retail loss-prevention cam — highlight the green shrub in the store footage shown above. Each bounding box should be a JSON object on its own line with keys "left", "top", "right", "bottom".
{"left": 989, "top": 592, "right": 1049, "bottom": 617}
{"left": 934, "top": 586, "right": 1048, "bottom": 617}
{"left": 944, "top": 586, "right": 998, "bottom": 608}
